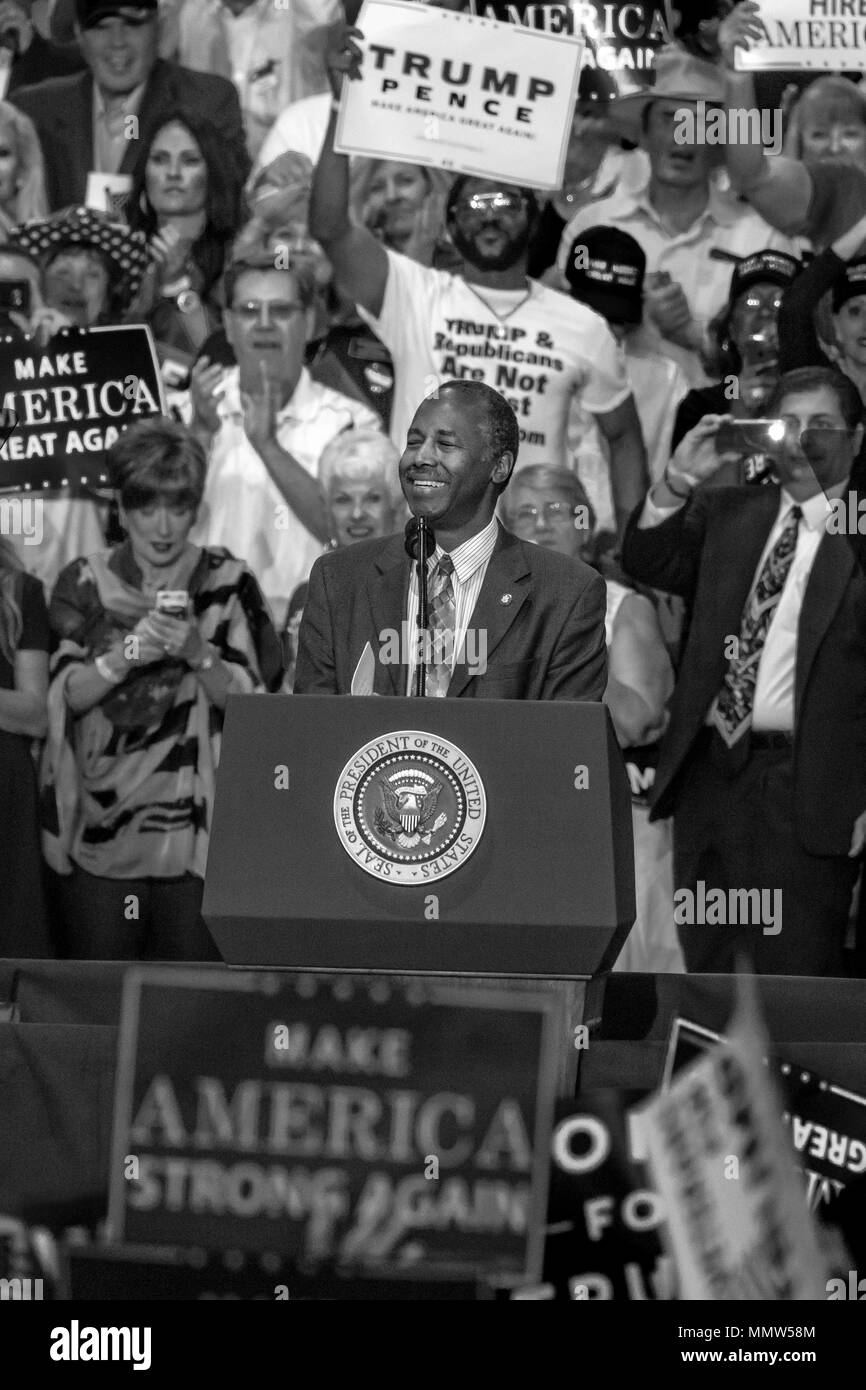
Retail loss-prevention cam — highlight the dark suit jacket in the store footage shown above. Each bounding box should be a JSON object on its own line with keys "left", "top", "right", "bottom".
{"left": 622, "top": 485, "right": 866, "bottom": 856}
{"left": 294, "top": 524, "right": 608, "bottom": 701}
{"left": 11, "top": 59, "right": 248, "bottom": 211}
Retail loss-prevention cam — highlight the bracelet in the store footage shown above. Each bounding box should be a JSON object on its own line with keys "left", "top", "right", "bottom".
{"left": 663, "top": 465, "right": 696, "bottom": 501}
{"left": 94, "top": 652, "right": 124, "bottom": 685}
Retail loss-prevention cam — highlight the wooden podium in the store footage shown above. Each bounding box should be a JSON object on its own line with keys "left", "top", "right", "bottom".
{"left": 203, "top": 695, "right": 636, "bottom": 1092}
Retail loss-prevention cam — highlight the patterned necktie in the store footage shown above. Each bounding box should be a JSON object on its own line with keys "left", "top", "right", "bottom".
{"left": 425, "top": 553, "right": 456, "bottom": 698}
{"left": 713, "top": 504, "right": 801, "bottom": 748}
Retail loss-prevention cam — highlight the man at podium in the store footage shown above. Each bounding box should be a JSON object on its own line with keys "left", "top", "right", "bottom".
{"left": 294, "top": 380, "right": 607, "bottom": 699}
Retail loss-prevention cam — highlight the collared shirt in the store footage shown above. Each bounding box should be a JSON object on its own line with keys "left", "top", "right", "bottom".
{"left": 92, "top": 81, "right": 146, "bottom": 174}
{"left": 189, "top": 366, "right": 379, "bottom": 626}
{"left": 557, "top": 169, "right": 803, "bottom": 386}
{"left": 640, "top": 482, "right": 844, "bottom": 733}
{"left": 404, "top": 515, "right": 500, "bottom": 696}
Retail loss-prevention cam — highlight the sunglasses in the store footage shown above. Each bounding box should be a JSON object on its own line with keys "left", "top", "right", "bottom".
{"left": 454, "top": 191, "right": 527, "bottom": 219}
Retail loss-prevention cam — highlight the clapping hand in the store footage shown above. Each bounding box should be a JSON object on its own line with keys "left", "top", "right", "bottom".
{"left": 149, "top": 225, "right": 190, "bottom": 285}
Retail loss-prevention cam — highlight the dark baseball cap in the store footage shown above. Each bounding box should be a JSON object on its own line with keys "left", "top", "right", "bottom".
{"left": 833, "top": 257, "right": 866, "bottom": 312}
{"left": 728, "top": 250, "right": 801, "bottom": 305}
{"left": 75, "top": 0, "right": 157, "bottom": 29}
{"left": 564, "top": 226, "right": 645, "bottom": 326}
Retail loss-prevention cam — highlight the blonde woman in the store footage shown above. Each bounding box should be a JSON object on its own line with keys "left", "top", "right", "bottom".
{"left": 0, "top": 100, "right": 47, "bottom": 233}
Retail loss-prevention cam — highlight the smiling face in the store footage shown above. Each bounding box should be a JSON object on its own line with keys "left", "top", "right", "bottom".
{"left": 448, "top": 179, "right": 531, "bottom": 273}
{"left": 145, "top": 121, "right": 208, "bottom": 220}
{"left": 833, "top": 294, "right": 866, "bottom": 369}
{"left": 399, "top": 388, "right": 513, "bottom": 548}
{"left": 362, "top": 161, "right": 429, "bottom": 252}
{"left": 327, "top": 472, "right": 396, "bottom": 547}
{"left": 77, "top": 11, "right": 159, "bottom": 98}
{"left": 800, "top": 96, "right": 866, "bottom": 170}
{"left": 44, "top": 247, "right": 110, "bottom": 326}
{"left": 645, "top": 99, "right": 714, "bottom": 191}
{"left": 122, "top": 496, "right": 196, "bottom": 571}
{"left": 774, "top": 385, "right": 862, "bottom": 500}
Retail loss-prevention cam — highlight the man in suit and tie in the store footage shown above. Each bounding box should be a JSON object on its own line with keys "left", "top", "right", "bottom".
{"left": 10, "top": 0, "right": 248, "bottom": 212}
{"left": 294, "top": 378, "right": 608, "bottom": 701}
{"left": 622, "top": 365, "right": 866, "bottom": 976}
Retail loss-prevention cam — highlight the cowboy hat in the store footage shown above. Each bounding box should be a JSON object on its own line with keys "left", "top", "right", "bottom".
{"left": 608, "top": 44, "right": 728, "bottom": 147}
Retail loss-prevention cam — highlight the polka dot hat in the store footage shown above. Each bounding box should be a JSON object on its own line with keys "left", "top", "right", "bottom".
{"left": 11, "top": 207, "right": 149, "bottom": 309}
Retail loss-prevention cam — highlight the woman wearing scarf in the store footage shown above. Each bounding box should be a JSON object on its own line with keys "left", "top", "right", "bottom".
{"left": 41, "top": 416, "right": 282, "bottom": 960}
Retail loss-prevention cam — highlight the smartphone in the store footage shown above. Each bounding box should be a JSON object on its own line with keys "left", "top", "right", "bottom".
{"left": 714, "top": 418, "right": 785, "bottom": 456}
{"left": 155, "top": 590, "right": 189, "bottom": 620}
{"left": 0, "top": 279, "right": 30, "bottom": 316}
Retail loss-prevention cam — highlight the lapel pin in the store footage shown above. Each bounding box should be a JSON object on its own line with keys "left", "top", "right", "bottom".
{"left": 500, "top": 593, "right": 512, "bottom": 605}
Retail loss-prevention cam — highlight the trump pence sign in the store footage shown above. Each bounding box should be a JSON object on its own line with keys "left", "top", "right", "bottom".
{"left": 335, "top": 0, "right": 583, "bottom": 190}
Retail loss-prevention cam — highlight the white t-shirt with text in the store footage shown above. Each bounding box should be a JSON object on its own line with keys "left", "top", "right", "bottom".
{"left": 360, "top": 250, "right": 631, "bottom": 463}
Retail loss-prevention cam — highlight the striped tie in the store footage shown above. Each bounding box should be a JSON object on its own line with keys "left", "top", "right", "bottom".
{"left": 426, "top": 553, "right": 455, "bottom": 698}
{"left": 713, "top": 504, "right": 801, "bottom": 749}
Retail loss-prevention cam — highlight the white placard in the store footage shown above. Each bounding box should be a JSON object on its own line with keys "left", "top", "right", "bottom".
{"left": 636, "top": 984, "right": 829, "bottom": 1300}
{"left": 334, "top": 0, "right": 583, "bottom": 190}
{"left": 735, "top": 0, "right": 866, "bottom": 72}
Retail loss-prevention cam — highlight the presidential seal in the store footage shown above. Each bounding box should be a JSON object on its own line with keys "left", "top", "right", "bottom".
{"left": 334, "top": 730, "right": 486, "bottom": 884}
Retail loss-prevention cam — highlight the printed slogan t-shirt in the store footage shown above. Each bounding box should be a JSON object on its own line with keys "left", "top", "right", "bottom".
{"left": 361, "top": 250, "right": 631, "bottom": 461}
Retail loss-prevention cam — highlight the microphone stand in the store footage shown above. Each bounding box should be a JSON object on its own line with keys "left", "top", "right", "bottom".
{"left": 404, "top": 516, "right": 434, "bottom": 696}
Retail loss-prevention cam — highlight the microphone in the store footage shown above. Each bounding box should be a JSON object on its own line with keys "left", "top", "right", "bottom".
{"left": 404, "top": 516, "right": 434, "bottom": 696}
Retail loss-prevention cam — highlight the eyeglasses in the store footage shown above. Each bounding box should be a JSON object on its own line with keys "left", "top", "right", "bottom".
{"left": 232, "top": 301, "right": 305, "bottom": 322}
{"left": 454, "top": 191, "right": 527, "bottom": 220}
{"left": 511, "top": 502, "right": 577, "bottom": 526}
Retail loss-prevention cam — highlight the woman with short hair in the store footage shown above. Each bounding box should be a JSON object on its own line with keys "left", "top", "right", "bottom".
{"left": 281, "top": 427, "right": 402, "bottom": 689}
{"left": 41, "top": 417, "right": 282, "bottom": 961}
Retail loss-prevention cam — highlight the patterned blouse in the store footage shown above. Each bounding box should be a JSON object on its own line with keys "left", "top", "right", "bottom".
{"left": 41, "top": 542, "right": 282, "bottom": 880}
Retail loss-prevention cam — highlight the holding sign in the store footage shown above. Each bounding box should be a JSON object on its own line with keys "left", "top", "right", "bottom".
{"left": 335, "top": 0, "right": 583, "bottom": 190}
{"left": 0, "top": 324, "right": 165, "bottom": 494}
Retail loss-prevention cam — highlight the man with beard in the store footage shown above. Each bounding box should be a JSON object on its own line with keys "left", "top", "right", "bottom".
{"left": 309, "top": 18, "right": 648, "bottom": 535}
{"left": 622, "top": 366, "right": 866, "bottom": 977}
{"left": 294, "top": 378, "right": 607, "bottom": 700}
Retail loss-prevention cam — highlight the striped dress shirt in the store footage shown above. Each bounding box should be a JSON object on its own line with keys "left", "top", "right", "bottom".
{"left": 404, "top": 514, "right": 500, "bottom": 696}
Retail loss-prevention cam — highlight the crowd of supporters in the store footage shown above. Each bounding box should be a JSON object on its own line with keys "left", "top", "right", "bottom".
{"left": 1, "top": 0, "right": 865, "bottom": 978}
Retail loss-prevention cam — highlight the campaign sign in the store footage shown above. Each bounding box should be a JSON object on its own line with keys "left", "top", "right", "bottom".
{"left": 67, "top": 1246, "right": 484, "bottom": 1300}
{"left": 510, "top": 1091, "right": 673, "bottom": 1300}
{"left": 108, "top": 969, "right": 558, "bottom": 1283}
{"left": 466, "top": 2, "right": 673, "bottom": 86}
{"left": 665, "top": 1018, "right": 866, "bottom": 1214}
{"left": 0, "top": 324, "right": 165, "bottom": 494}
{"left": 335, "top": 1, "right": 583, "bottom": 190}
{"left": 641, "top": 1001, "right": 828, "bottom": 1299}
{"left": 735, "top": 1, "right": 866, "bottom": 72}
